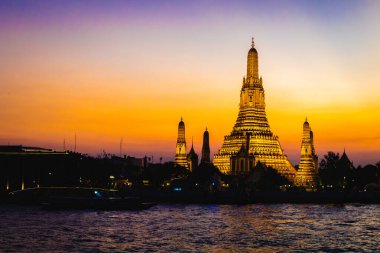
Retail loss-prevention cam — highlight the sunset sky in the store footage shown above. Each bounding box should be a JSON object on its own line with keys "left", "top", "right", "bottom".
{"left": 1, "top": 0, "right": 380, "bottom": 166}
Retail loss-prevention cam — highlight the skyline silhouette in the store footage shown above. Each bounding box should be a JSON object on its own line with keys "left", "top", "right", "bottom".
{"left": 1, "top": 1, "right": 380, "bottom": 166}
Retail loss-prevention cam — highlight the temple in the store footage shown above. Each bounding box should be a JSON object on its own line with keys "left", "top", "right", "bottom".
{"left": 295, "top": 119, "right": 319, "bottom": 187}
{"left": 201, "top": 128, "right": 211, "bottom": 163}
{"left": 213, "top": 39, "right": 296, "bottom": 180}
{"left": 174, "top": 118, "right": 188, "bottom": 168}
{"left": 187, "top": 139, "right": 198, "bottom": 171}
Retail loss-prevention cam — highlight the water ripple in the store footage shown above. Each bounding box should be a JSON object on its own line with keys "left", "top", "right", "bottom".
{"left": 0, "top": 204, "right": 379, "bottom": 252}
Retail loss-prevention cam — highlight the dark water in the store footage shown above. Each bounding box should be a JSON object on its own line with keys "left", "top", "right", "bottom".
{"left": 0, "top": 204, "right": 379, "bottom": 252}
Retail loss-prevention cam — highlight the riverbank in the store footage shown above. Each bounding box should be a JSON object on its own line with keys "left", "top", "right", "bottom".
{"left": 140, "top": 190, "right": 380, "bottom": 204}
{"left": 2, "top": 188, "right": 380, "bottom": 206}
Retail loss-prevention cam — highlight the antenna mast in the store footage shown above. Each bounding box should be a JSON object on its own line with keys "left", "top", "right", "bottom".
{"left": 120, "top": 138, "right": 123, "bottom": 157}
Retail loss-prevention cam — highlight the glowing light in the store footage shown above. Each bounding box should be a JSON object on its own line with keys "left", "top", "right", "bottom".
{"left": 214, "top": 43, "right": 296, "bottom": 179}
{"left": 0, "top": 1, "right": 379, "bottom": 166}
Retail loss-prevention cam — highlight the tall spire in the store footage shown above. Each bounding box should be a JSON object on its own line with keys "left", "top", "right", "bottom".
{"left": 201, "top": 128, "right": 210, "bottom": 163}
{"left": 303, "top": 117, "right": 310, "bottom": 139}
{"left": 213, "top": 39, "right": 296, "bottom": 179}
{"left": 174, "top": 117, "right": 188, "bottom": 168}
{"left": 247, "top": 38, "right": 259, "bottom": 80}
{"left": 177, "top": 118, "right": 185, "bottom": 143}
{"left": 187, "top": 136, "right": 198, "bottom": 172}
{"left": 296, "top": 119, "right": 319, "bottom": 187}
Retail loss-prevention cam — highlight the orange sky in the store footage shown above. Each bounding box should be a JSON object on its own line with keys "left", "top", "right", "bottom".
{"left": 1, "top": 1, "right": 380, "bottom": 165}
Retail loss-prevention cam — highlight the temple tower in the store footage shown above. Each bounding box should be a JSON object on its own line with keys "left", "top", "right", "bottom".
{"left": 213, "top": 39, "right": 296, "bottom": 180}
{"left": 247, "top": 38, "right": 259, "bottom": 82}
{"left": 174, "top": 117, "right": 188, "bottom": 168}
{"left": 187, "top": 139, "right": 198, "bottom": 171}
{"left": 201, "top": 128, "right": 211, "bottom": 163}
{"left": 295, "top": 119, "right": 319, "bottom": 187}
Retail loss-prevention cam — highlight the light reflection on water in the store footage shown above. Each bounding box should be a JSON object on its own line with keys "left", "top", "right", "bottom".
{"left": 0, "top": 204, "right": 379, "bottom": 252}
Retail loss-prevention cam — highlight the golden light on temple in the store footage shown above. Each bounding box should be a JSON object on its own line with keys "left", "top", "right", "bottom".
{"left": 213, "top": 39, "right": 296, "bottom": 179}
{"left": 1, "top": 1, "right": 380, "bottom": 166}
{"left": 295, "top": 119, "right": 319, "bottom": 187}
{"left": 174, "top": 118, "right": 188, "bottom": 168}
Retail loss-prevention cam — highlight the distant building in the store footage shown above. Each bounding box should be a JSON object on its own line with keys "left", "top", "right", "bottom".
{"left": 124, "top": 155, "right": 147, "bottom": 168}
{"left": 187, "top": 140, "right": 198, "bottom": 172}
{"left": 230, "top": 133, "right": 255, "bottom": 175}
{"left": 0, "top": 145, "right": 69, "bottom": 191}
{"left": 213, "top": 39, "right": 296, "bottom": 180}
{"left": 338, "top": 150, "right": 355, "bottom": 171}
{"left": 337, "top": 149, "right": 356, "bottom": 188}
{"left": 295, "top": 119, "right": 319, "bottom": 187}
{"left": 201, "top": 128, "right": 211, "bottom": 163}
{"left": 174, "top": 118, "right": 188, "bottom": 169}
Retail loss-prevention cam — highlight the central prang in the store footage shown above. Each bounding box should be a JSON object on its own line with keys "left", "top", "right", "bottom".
{"left": 213, "top": 39, "right": 297, "bottom": 180}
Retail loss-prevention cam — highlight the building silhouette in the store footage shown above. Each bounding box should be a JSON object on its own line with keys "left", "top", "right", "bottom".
{"left": 295, "top": 119, "right": 319, "bottom": 187}
{"left": 174, "top": 117, "right": 188, "bottom": 168}
{"left": 0, "top": 145, "right": 70, "bottom": 191}
{"left": 201, "top": 128, "right": 210, "bottom": 163}
{"left": 213, "top": 39, "right": 296, "bottom": 180}
{"left": 337, "top": 149, "right": 356, "bottom": 188}
{"left": 230, "top": 133, "right": 255, "bottom": 174}
{"left": 187, "top": 139, "right": 198, "bottom": 172}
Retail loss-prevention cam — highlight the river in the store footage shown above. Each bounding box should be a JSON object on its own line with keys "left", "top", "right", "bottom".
{"left": 0, "top": 204, "right": 379, "bottom": 252}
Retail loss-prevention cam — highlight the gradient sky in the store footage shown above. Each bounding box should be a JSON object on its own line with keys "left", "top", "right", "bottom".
{"left": 1, "top": 0, "right": 380, "bottom": 166}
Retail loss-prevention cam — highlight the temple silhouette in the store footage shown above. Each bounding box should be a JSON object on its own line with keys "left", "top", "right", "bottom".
{"left": 174, "top": 118, "right": 212, "bottom": 172}
{"left": 173, "top": 39, "right": 325, "bottom": 186}
{"left": 213, "top": 39, "right": 297, "bottom": 180}
{"left": 1, "top": 40, "right": 378, "bottom": 197}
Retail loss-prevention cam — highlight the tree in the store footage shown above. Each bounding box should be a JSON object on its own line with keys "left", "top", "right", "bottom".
{"left": 319, "top": 152, "right": 340, "bottom": 170}
{"left": 356, "top": 164, "right": 380, "bottom": 190}
{"left": 319, "top": 151, "right": 340, "bottom": 188}
{"left": 246, "top": 162, "right": 290, "bottom": 191}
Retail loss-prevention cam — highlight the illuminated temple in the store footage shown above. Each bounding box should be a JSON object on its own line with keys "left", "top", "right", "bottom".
{"left": 174, "top": 118, "right": 188, "bottom": 169}
{"left": 213, "top": 39, "right": 296, "bottom": 180}
{"left": 295, "top": 119, "right": 319, "bottom": 187}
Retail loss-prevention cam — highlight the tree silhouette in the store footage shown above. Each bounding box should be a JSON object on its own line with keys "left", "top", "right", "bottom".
{"left": 319, "top": 151, "right": 340, "bottom": 187}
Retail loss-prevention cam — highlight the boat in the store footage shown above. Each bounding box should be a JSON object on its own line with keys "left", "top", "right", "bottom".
{"left": 8, "top": 187, "right": 155, "bottom": 210}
